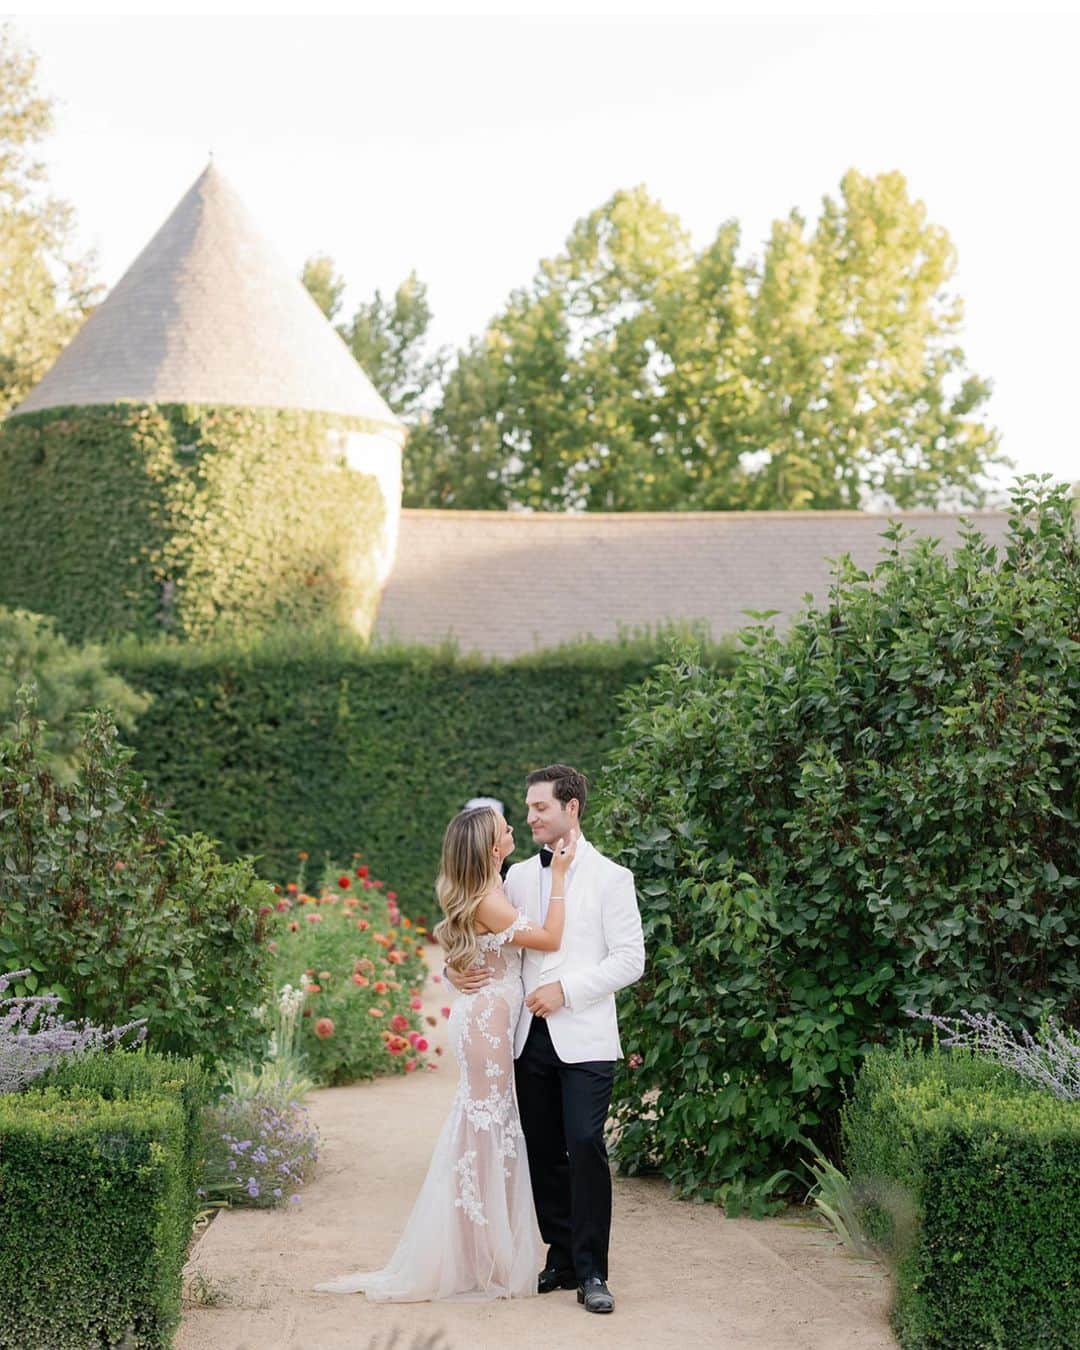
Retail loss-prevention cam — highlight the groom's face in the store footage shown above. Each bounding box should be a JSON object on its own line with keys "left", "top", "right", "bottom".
{"left": 525, "top": 781, "right": 577, "bottom": 847}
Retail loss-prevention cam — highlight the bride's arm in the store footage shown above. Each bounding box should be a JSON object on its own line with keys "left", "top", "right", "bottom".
{"left": 474, "top": 889, "right": 565, "bottom": 952}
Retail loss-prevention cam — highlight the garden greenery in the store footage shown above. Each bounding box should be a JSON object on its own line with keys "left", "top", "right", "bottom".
{"left": 594, "top": 477, "right": 1079, "bottom": 1212}
{"left": 0, "top": 403, "right": 386, "bottom": 643}
{"left": 110, "top": 630, "right": 733, "bottom": 918}
{"left": 842, "top": 1043, "right": 1080, "bottom": 1349}
{"left": 0, "top": 688, "right": 275, "bottom": 1066}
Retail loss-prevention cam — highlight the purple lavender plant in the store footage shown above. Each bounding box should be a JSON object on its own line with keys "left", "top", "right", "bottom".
{"left": 0, "top": 969, "right": 147, "bottom": 1094}
{"left": 199, "top": 1092, "right": 320, "bottom": 1208}
{"left": 907, "top": 1007, "right": 1080, "bottom": 1101}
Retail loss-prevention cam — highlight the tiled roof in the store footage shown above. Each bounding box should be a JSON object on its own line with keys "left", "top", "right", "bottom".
{"left": 374, "top": 508, "right": 1014, "bottom": 657}
{"left": 12, "top": 163, "right": 401, "bottom": 432}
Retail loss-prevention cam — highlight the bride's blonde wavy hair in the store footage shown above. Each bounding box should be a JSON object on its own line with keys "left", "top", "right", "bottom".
{"left": 433, "top": 807, "right": 501, "bottom": 975}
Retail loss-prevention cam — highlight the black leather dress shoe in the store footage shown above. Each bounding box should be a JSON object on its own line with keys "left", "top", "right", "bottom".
{"left": 578, "top": 1276, "right": 615, "bottom": 1313}
{"left": 537, "top": 1266, "right": 577, "bottom": 1294}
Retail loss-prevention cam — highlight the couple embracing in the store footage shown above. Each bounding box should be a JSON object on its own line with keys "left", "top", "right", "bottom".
{"left": 316, "top": 764, "right": 646, "bottom": 1314}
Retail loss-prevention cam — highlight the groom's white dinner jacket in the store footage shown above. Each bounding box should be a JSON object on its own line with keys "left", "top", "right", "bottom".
{"left": 504, "top": 836, "right": 645, "bottom": 1063}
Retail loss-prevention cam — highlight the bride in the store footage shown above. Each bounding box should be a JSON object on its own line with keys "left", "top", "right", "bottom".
{"left": 314, "top": 804, "right": 576, "bottom": 1300}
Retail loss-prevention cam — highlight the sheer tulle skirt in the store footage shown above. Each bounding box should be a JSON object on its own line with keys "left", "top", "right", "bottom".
{"left": 315, "top": 961, "right": 542, "bottom": 1302}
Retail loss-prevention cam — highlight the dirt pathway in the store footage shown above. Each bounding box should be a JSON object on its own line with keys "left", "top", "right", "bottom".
{"left": 179, "top": 953, "right": 896, "bottom": 1350}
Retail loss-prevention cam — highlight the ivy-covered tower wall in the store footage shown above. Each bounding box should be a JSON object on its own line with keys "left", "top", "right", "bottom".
{"left": 0, "top": 403, "right": 390, "bottom": 643}
{"left": 0, "top": 162, "right": 403, "bottom": 644}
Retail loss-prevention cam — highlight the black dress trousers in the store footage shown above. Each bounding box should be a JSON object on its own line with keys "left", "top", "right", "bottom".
{"left": 514, "top": 1014, "right": 616, "bottom": 1282}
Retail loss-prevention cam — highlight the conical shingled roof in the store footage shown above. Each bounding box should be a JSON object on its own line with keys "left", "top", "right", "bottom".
{"left": 13, "top": 163, "right": 402, "bottom": 432}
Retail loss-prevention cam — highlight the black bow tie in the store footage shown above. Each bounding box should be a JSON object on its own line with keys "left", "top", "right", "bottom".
{"left": 539, "top": 846, "right": 553, "bottom": 868}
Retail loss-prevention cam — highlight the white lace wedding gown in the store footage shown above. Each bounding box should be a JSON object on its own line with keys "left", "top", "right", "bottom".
{"left": 314, "top": 912, "right": 543, "bottom": 1300}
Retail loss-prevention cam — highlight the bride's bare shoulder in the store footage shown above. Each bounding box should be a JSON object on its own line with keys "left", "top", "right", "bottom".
{"left": 473, "top": 884, "right": 509, "bottom": 935}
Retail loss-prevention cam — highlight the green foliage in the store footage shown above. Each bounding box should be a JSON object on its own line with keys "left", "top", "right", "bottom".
{"left": 593, "top": 478, "right": 1080, "bottom": 1209}
{"left": 266, "top": 876, "right": 432, "bottom": 1085}
{"left": 0, "top": 1085, "right": 189, "bottom": 1349}
{"left": 0, "top": 690, "right": 276, "bottom": 1067}
{"left": 403, "top": 174, "right": 1006, "bottom": 511}
{"left": 0, "top": 24, "right": 100, "bottom": 418}
{"left": 0, "top": 402, "right": 386, "bottom": 644}
{"left": 842, "top": 1043, "right": 1080, "bottom": 1348}
{"left": 34, "top": 1045, "right": 212, "bottom": 1236}
{"left": 110, "top": 630, "right": 732, "bottom": 914}
{"left": 301, "top": 255, "right": 447, "bottom": 425}
{"left": 0, "top": 605, "right": 149, "bottom": 779}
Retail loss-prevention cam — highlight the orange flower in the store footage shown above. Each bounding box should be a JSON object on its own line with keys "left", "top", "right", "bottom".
{"left": 402, "top": 917, "right": 412, "bottom": 929}
{"left": 288, "top": 921, "right": 299, "bottom": 932}
{"left": 387, "top": 951, "right": 404, "bottom": 965}
{"left": 306, "top": 984, "right": 321, "bottom": 994}
{"left": 373, "top": 980, "right": 389, "bottom": 994}
{"left": 368, "top": 1007, "right": 384, "bottom": 1018}
{"left": 297, "top": 851, "right": 309, "bottom": 861}
{"left": 314, "top": 1017, "right": 335, "bottom": 1039}
{"left": 352, "top": 973, "right": 369, "bottom": 987}
{"left": 356, "top": 919, "right": 370, "bottom": 931}
{"left": 343, "top": 897, "right": 358, "bottom": 908}
{"left": 286, "top": 883, "right": 298, "bottom": 894}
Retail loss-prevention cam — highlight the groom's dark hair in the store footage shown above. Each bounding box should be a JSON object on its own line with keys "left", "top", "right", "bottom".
{"left": 525, "top": 763, "right": 589, "bottom": 819}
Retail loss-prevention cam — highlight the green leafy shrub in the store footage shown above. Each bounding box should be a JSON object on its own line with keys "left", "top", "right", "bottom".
{"left": 0, "top": 606, "right": 150, "bottom": 779}
{"left": 111, "top": 630, "right": 733, "bottom": 915}
{"left": 266, "top": 863, "right": 434, "bottom": 1084}
{"left": 35, "top": 1046, "right": 212, "bottom": 1233}
{"left": 0, "top": 403, "right": 387, "bottom": 643}
{"left": 594, "top": 477, "right": 1080, "bottom": 1210}
{"left": 0, "top": 690, "right": 275, "bottom": 1066}
{"left": 842, "top": 1043, "right": 1080, "bottom": 1348}
{"left": 0, "top": 1085, "right": 189, "bottom": 1349}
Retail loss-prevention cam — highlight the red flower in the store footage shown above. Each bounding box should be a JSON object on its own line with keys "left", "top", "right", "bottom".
{"left": 441, "top": 1006, "right": 451, "bottom": 1018}
{"left": 275, "top": 899, "right": 290, "bottom": 912}
{"left": 357, "top": 918, "right": 370, "bottom": 930}
{"left": 391, "top": 1014, "right": 409, "bottom": 1033}
{"left": 356, "top": 865, "right": 369, "bottom": 878}
{"left": 338, "top": 876, "right": 351, "bottom": 890}
{"left": 415, "top": 1037, "right": 429, "bottom": 1053}
{"left": 314, "top": 1017, "right": 335, "bottom": 1039}
{"left": 386, "top": 891, "right": 397, "bottom": 901}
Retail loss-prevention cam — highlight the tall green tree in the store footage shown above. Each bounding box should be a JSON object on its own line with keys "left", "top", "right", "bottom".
{"left": 411, "top": 173, "right": 1006, "bottom": 511}
{"left": 0, "top": 24, "right": 98, "bottom": 417}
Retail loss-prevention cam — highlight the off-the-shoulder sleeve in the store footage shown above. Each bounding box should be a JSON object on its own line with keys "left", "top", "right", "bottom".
{"left": 493, "top": 911, "right": 533, "bottom": 947}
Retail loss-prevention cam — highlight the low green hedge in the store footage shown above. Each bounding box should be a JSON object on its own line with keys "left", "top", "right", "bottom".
{"left": 112, "top": 630, "right": 733, "bottom": 915}
{"left": 36, "top": 1047, "right": 212, "bottom": 1229}
{"left": 0, "top": 1085, "right": 189, "bottom": 1349}
{"left": 842, "top": 1044, "right": 1080, "bottom": 1349}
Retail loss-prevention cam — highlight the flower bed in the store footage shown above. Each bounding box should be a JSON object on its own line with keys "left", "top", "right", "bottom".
{"left": 263, "top": 855, "right": 439, "bottom": 1085}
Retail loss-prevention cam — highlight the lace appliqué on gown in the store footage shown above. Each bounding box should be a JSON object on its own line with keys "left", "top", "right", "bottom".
{"left": 314, "top": 909, "right": 543, "bottom": 1301}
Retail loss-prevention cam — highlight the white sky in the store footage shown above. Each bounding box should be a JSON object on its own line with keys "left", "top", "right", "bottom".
{"left": 11, "top": 11, "right": 1080, "bottom": 490}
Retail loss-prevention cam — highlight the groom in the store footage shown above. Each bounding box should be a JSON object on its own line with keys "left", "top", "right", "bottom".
{"left": 449, "top": 764, "right": 645, "bottom": 1314}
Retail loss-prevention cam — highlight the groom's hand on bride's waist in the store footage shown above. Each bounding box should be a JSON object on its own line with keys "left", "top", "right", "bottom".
{"left": 444, "top": 964, "right": 493, "bottom": 993}
{"left": 525, "top": 982, "right": 565, "bottom": 1018}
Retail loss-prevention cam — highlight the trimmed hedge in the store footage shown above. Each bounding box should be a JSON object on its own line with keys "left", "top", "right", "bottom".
{"left": 842, "top": 1044, "right": 1080, "bottom": 1349}
{"left": 36, "top": 1046, "right": 212, "bottom": 1232}
{"left": 112, "top": 631, "right": 733, "bottom": 916}
{"left": 0, "top": 1086, "right": 189, "bottom": 1349}
{"left": 0, "top": 403, "right": 387, "bottom": 643}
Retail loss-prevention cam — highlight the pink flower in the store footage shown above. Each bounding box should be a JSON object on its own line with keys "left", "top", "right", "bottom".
{"left": 305, "top": 912, "right": 322, "bottom": 924}
{"left": 404, "top": 1058, "right": 417, "bottom": 1072}
{"left": 415, "top": 1037, "right": 429, "bottom": 1053}
{"left": 314, "top": 1018, "right": 335, "bottom": 1039}
{"left": 275, "top": 899, "right": 290, "bottom": 912}
{"left": 362, "top": 879, "right": 374, "bottom": 890}
{"left": 410, "top": 997, "right": 423, "bottom": 1011}
{"left": 386, "top": 891, "right": 397, "bottom": 901}
{"left": 628, "top": 1052, "right": 644, "bottom": 1069}
{"left": 408, "top": 1031, "right": 420, "bottom": 1047}
{"left": 426, "top": 1062, "right": 438, "bottom": 1071}
{"left": 441, "top": 1006, "right": 451, "bottom": 1018}
{"left": 391, "top": 1014, "right": 409, "bottom": 1033}
{"left": 432, "top": 974, "right": 442, "bottom": 984}
{"left": 368, "top": 1007, "right": 384, "bottom": 1018}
